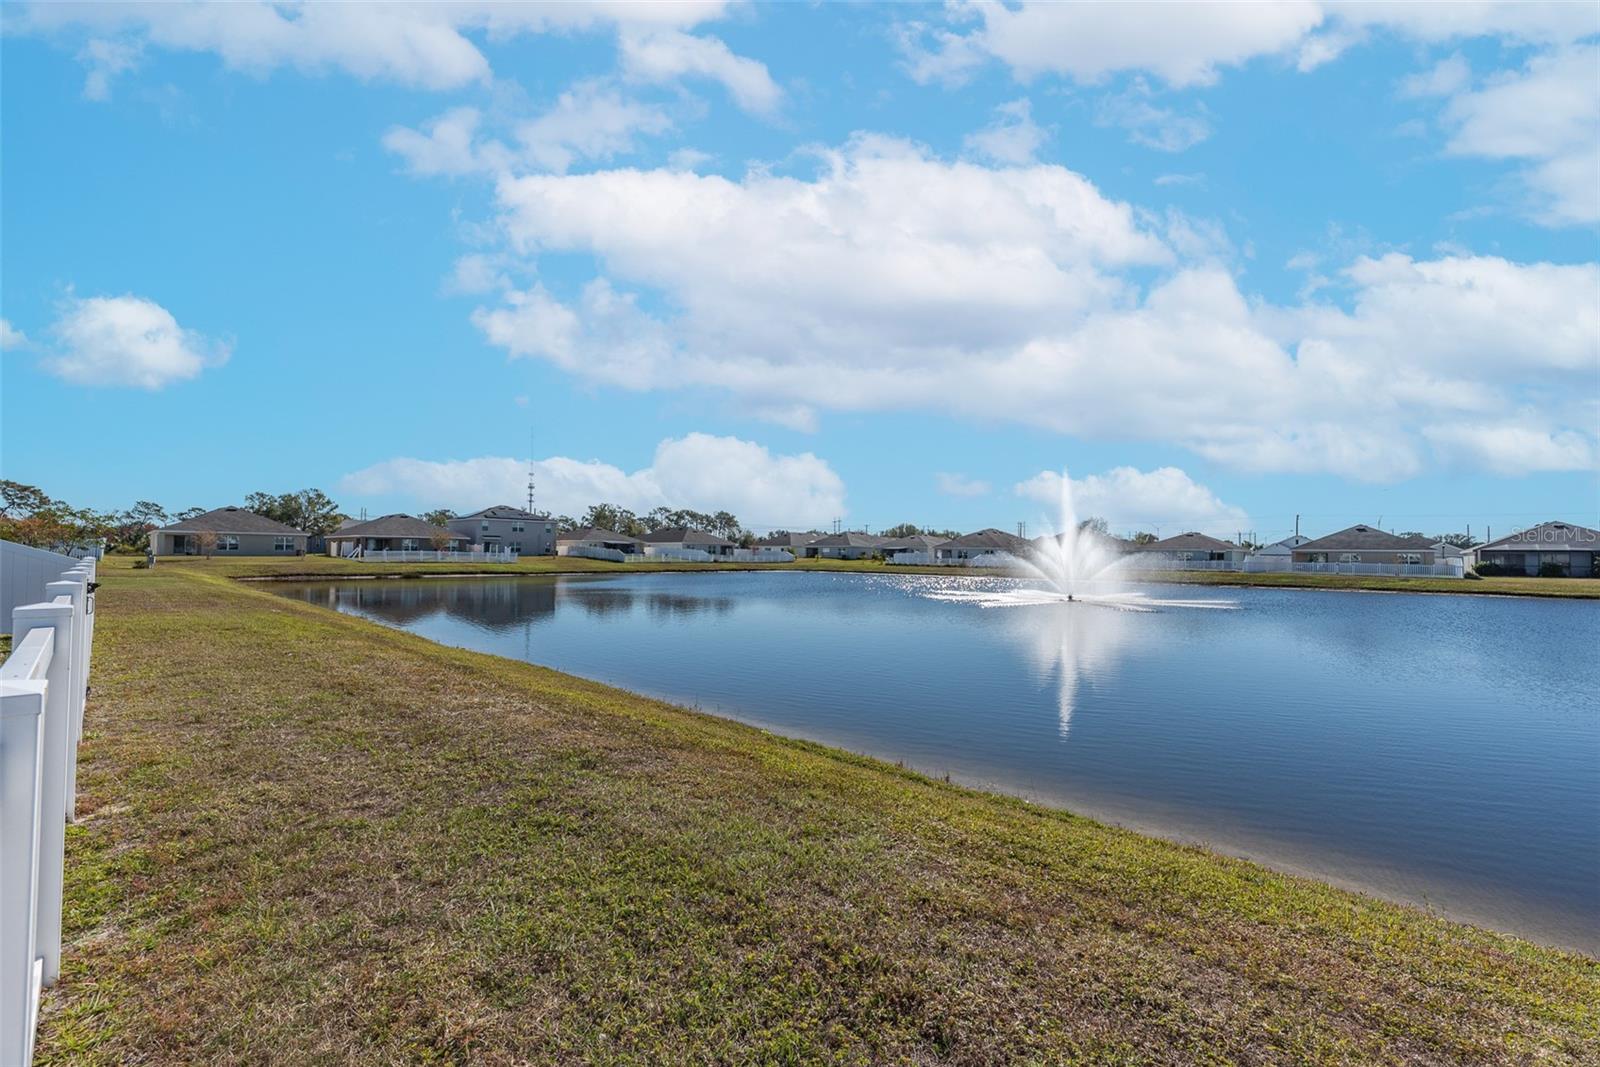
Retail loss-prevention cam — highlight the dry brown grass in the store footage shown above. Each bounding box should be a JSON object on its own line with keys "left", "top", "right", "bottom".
{"left": 34, "top": 563, "right": 1600, "bottom": 1064}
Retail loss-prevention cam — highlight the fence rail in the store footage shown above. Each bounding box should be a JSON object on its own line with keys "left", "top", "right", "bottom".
{"left": 0, "top": 546, "right": 96, "bottom": 1064}
{"left": 340, "top": 550, "right": 519, "bottom": 564}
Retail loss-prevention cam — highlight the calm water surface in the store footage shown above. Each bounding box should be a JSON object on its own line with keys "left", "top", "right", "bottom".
{"left": 276, "top": 572, "right": 1600, "bottom": 952}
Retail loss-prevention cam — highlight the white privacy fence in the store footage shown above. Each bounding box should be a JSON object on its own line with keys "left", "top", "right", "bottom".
{"left": 559, "top": 545, "right": 631, "bottom": 562}
{"left": 729, "top": 548, "right": 793, "bottom": 563}
{"left": 1128, "top": 557, "right": 1464, "bottom": 578}
{"left": 1, "top": 552, "right": 96, "bottom": 1065}
{"left": 641, "top": 548, "right": 718, "bottom": 562}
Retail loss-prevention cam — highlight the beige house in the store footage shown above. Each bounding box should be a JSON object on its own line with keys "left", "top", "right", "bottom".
{"left": 556, "top": 527, "right": 645, "bottom": 556}
{"left": 150, "top": 506, "right": 307, "bottom": 556}
{"left": 1293, "top": 525, "right": 1437, "bottom": 565}
{"left": 325, "top": 514, "right": 469, "bottom": 556}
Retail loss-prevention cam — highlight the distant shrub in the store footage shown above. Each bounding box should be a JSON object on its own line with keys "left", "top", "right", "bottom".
{"left": 1538, "top": 562, "right": 1569, "bottom": 578}
{"left": 132, "top": 558, "right": 151, "bottom": 569}
{"left": 1473, "top": 562, "right": 1507, "bottom": 577}
{"left": 1462, "top": 571, "right": 1482, "bottom": 580}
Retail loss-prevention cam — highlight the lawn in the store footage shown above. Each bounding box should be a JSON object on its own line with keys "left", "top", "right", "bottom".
{"left": 144, "top": 551, "right": 1600, "bottom": 598}
{"left": 34, "top": 562, "right": 1599, "bottom": 1064}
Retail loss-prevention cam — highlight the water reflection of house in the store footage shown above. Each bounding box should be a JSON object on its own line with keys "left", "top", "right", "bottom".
{"left": 1292, "top": 525, "right": 1436, "bottom": 566}
{"left": 151, "top": 506, "right": 308, "bottom": 556}
{"left": 1475, "top": 521, "right": 1598, "bottom": 577}
{"left": 1135, "top": 531, "right": 1248, "bottom": 563}
{"left": 325, "top": 514, "right": 469, "bottom": 556}
{"left": 804, "top": 532, "right": 887, "bottom": 559}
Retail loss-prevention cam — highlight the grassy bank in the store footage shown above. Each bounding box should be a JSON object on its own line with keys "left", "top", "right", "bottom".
{"left": 34, "top": 561, "right": 1599, "bottom": 1063}
{"left": 141, "top": 551, "right": 1600, "bottom": 598}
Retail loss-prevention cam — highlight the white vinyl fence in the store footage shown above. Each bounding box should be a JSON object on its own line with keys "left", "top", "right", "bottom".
{"left": 1129, "top": 557, "right": 1464, "bottom": 578}
{"left": 729, "top": 548, "right": 793, "bottom": 563}
{"left": 559, "top": 545, "right": 631, "bottom": 563}
{"left": 1, "top": 550, "right": 96, "bottom": 1065}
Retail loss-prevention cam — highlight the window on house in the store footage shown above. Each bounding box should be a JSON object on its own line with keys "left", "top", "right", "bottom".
{"left": 481, "top": 521, "right": 490, "bottom": 531}
{"left": 511, "top": 522, "right": 525, "bottom": 532}
{"left": 273, "top": 536, "right": 295, "bottom": 552}
{"left": 508, "top": 542, "right": 522, "bottom": 553}
{"left": 1340, "top": 553, "right": 1361, "bottom": 562}
{"left": 218, "top": 535, "right": 239, "bottom": 552}
{"left": 1397, "top": 553, "right": 1421, "bottom": 565}
{"left": 401, "top": 539, "right": 418, "bottom": 551}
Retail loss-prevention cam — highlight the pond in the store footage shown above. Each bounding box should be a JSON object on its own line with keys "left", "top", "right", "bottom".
{"left": 274, "top": 571, "right": 1600, "bottom": 952}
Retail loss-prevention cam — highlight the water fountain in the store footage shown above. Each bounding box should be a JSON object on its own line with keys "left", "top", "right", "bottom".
{"left": 926, "top": 469, "right": 1237, "bottom": 612}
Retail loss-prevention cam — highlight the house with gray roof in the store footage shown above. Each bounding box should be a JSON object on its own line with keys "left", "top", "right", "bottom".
{"left": 1475, "top": 521, "right": 1597, "bottom": 577}
{"left": 640, "top": 526, "right": 735, "bottom": 557}
{"left": 755, "top": 531, "right": 822, "bottom": 553}
{"left": 935, "top": 528, "right": 1032, "bottom": 563}
{"left": 1136, "top": 531, "right": 1248, "bottom": 563}
{"left": 1292, "top": 525, "right": 1436, "bottom": 566}
{"left": 325, "top": 514, "right": 469, "bottom": 557}
{"left": 804, "top": 531, "right": 887, "bottom": 560}
{"left": 448, "top": 505, "right": 556, "bottom": 557}
{"left": 880, "top": 534, "right": 946, "bottom": 561}
{"left": 1253, "top": 534, "right": 1311, "bottom": 559}
{"left": 557, "top": 527, "right": 645, "bottom": 556}
{"left": 151, "top": 506, "right": 307, "bottom": 557}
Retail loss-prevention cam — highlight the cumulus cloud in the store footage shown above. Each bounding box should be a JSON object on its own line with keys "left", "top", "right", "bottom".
{"left": 618, "top": 28, "right": 782, "bottom": 114}
{"left": 935, "top": 472, "right": 991, "bottom": 497}
{"left": 1095, "top": 79, "right": 1211, "bottom": 152}
{"left": 466, "top": 135, "right": 1596, "bottom": 481}
{"left": 1436, "top": 44, "right": 1600, "bottom": 226}
{"left": 18, "top": 1, "right": 760, "bottom": 99}
{"left": 963, "top": 98, "right": 1049, "bottom": 164}
{"left": 900, "top": 1, "right": 1597, "bottom": 88}
{"left": 384, "top": 83, "right": 673, "bottom": 178}
{"left": 1015, "top": 466, "right": 1250, "bottom": 536}
{"left": 44, "top": 294, "right": 230, "bottom": 389}
{"left": 340, "top": 432, "right": 847, "bottom": 526}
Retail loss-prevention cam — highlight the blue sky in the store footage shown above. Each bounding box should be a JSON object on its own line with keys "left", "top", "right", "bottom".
{"left": 2, "top": 2, "right": 1596, "bottom": 543}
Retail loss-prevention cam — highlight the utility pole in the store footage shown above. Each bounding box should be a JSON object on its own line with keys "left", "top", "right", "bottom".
{"left": 1294, "top": 514, "right": 1299, "bottom": 538}
{"left": 526, "top": 430, "right": 536, "bottom": 513}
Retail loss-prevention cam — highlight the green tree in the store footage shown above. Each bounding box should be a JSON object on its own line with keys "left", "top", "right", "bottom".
{"left": 421, "top": 508, "right": 456, "bottom": 528}
{"left": 0, "top": 480, "right": 52, "bottom": 520}
{"left": 110, "top": 500, "right": 169, "bottom": 552}
{"left": 1078, "top": 516, "right": 1110, "bottom": 535}
{"left": 1131, "top": 531, "right": 1158, "bottom": 545}
{"left": 245, "top": 489, "right": 345, "bottom": 535}
{"left": 1437, "top": 532, "right": 1480, "bottom": 548}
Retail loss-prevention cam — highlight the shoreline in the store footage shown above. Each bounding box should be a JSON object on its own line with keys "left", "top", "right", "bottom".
{"left": 41, "top": 560, "right": 1598, "bottom": 1062}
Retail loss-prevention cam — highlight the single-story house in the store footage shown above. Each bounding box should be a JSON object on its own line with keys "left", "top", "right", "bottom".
{"left": 151, "top": 506, "right": 307, "bottom": 557}
{"left": 1475, "top": 521, "right": 1598, "bottom": 577}
{"left": 1135, "top": 532, "right": 1248, "bottom": 563}
{"left": 325, "top": 514, "right": 469, "bottom": 556}
{"left": 1253, "top": 534, "right": 1311, "bottom": 558}
{"left": 804, "top": 532, "right": 887, "bottom": 560}
{"left": 556, "top": 527, "right": 645, "bottom": 555}
{"left": 880, "top": 534, "right": 945, "bottom": 560}
{"left": 755, "top": 531, "right": 821, "bottom": 553}
{"left": 448, "top": 505, "right": 556, "bottom": 556}
{"left": 1292, "top": 525, "right": 1436, "bottom": 566}
{"left": 935, "top": 528, "right": 1033, "bottom": 563}
{"left": 640, "top": 526, "right": 735, "bottom": 557}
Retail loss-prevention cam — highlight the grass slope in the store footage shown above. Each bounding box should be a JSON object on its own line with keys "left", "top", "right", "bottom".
{"left": 36, "top": 564, "right": 1599, "bottom": 1064}
{"left": 150, "top": 551, "right": 1600, "bottom": 598}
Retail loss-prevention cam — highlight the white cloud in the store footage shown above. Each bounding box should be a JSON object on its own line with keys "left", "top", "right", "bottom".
{"left": 1399, "top": 53, "right": 1470, "bottom": 98}
{"left": 618, "top": 28, "right": 782, "bottom": 114}
{"left": 963, "top": 98, "right": 1049, "bottom": 164}
{"left": 19, "top": 1, "right": 743, "bottom": 95}
{"left": 0, "top": 319, "right": 29, "bottom": 350}
{"left": 339, "top": 432, "right": 847, "bottom": 526}
{"left": 384, "top": 83, "right": 673, "bottom": 179}
{"left": 935, "top": 472, "right": 991, "bottom": 497}
{"left": 1422, "top": 422, "right": 1596, "bottom": 475}
{"left": 1095, "top": 80, "right": 1211, "bottom": 152}
{"left": 901, "top": 1, "right": 1597, "bottom": 88}
{"left": 43, "top": 294, "right": 230, "bottom": 389}
{"left": 1015, "top": 466, "right": 1250, "bottom": 537}
{"left": 468, "top": 136, "right": 1596, "bottom": 482}
{"left": 443, "top": 252, "right": 510, "bottom": 295}
{"left": 1438, "top": 44, "right": 1600, "bottom": 225}
{"left": 77, "top": 37, "right": 142, "bottom": 100}
{"left": 1154, "top": 172, "right": 1205, "bottom": 187}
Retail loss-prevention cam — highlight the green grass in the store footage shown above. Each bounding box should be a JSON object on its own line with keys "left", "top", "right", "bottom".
{"left": 35, "top": 562, "right": 1599, "bottom": 1064}
{"left": 139, "top": 551, "right": 1600, "bottom": 598}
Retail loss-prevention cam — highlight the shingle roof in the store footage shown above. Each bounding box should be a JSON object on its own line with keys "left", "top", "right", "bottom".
{"left": 807, "top": 532, "right": 887, "bottom": 548}
{"left": 1478, "top": 520, "right": 1600, "bottom": 552}
{"left": 939, "top": 528, "right": 1033, "bottom": 553}
{"left": 558, "top": 526, "right": 643, "bottom": 544}
{"left": 1137, "top": 531, "right": 1239, "bottom": 553}
{"left": 881, "top": 534, "right": 945, "bottom": 552}
{"left": 456, "top": 505, "right": 551, "bottom": 521}
{"left": 1297, "top": 525, "right": 1434, "bottom": 552}
{"left": 327, "top": 514, "right": 465, "bottom": 540}
{"left": 640, "top": 526, "right": 736, "bottom": 547}
{"left": 157, "top": 507, "right": 303, "bottom": 536}
{"left": 755, "top": 531, "right": 822, "bottom": 548}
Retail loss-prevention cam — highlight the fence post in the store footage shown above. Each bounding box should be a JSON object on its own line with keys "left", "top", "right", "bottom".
{"left": 12, "top": 601, "right": 77, "bottom": 987}
{"left": 0, "top": 679, "right": 47, "bottom": 1067}
{"left": 45, "top": 578, "right": 87, "bottom": 820}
